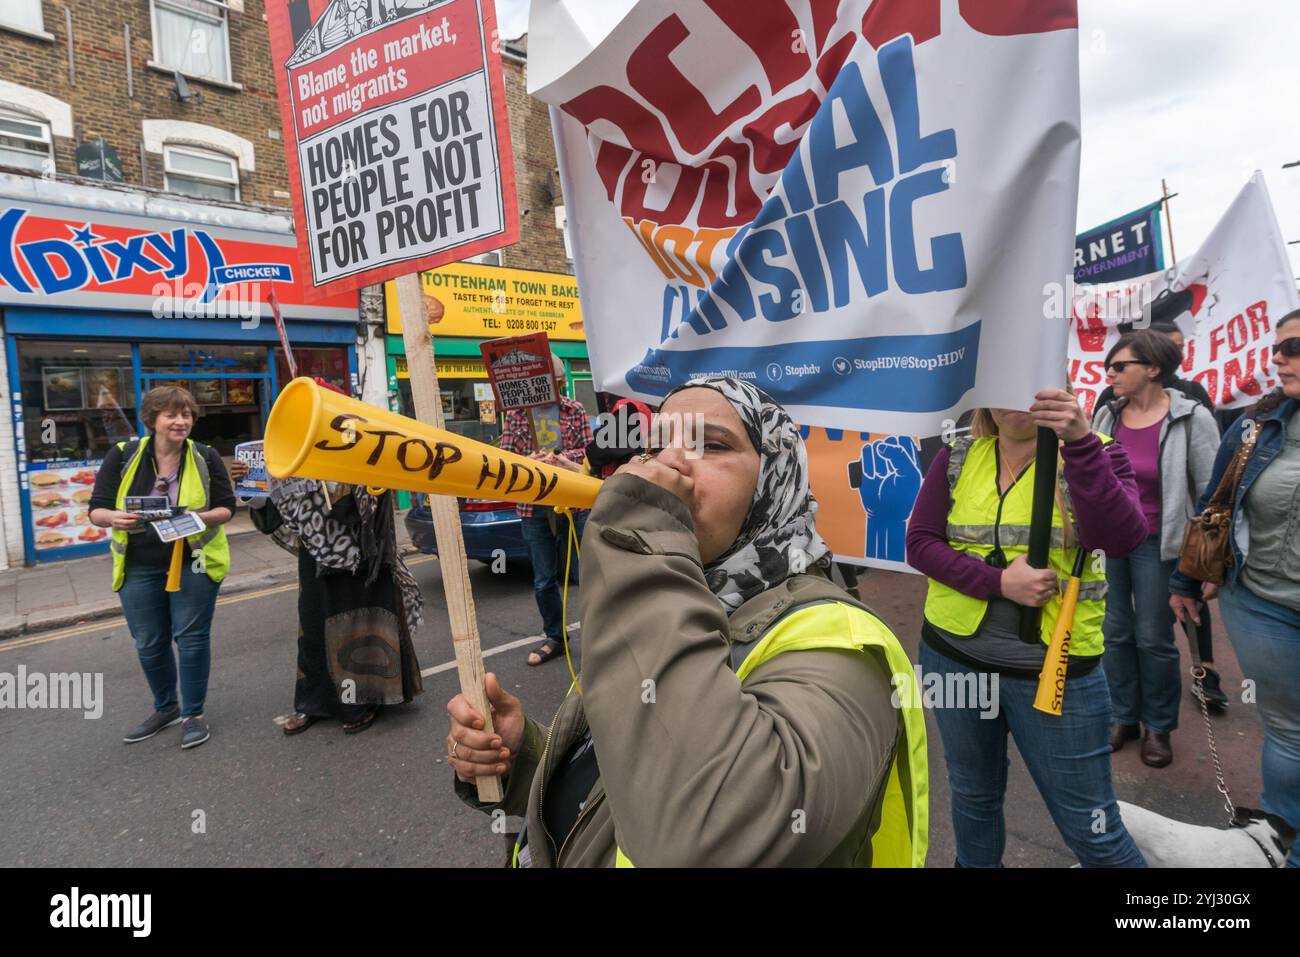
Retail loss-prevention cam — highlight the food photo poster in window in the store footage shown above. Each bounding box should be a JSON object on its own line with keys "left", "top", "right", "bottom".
{"left": 190, "top": 378, "right": 225, "bottom": 405}
{"left": 84, "top": 368, "right": 124, "bottom": 410}
{"left": 30, "top": 462, "right": 106, "bottom": 551}
{"left": 42, "top": 368, "right": 85, "bottom": 411}
{"left": 225, "top": 378, "right": 255, "bottom": 406}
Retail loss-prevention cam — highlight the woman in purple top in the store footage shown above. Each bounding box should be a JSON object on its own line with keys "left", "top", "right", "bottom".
{"left": 907, "top": 388, "right": 1149, "bottom": 867}
{"left": 1092, "top": 330, "right": 1219, "bottom": 768}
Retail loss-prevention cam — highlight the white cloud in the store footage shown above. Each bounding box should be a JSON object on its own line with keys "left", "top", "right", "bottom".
{"left": 492, "top": 1, "right": 1300, "bottom": 280}
{"left": 1078, "top": 0, "right": 1300, "bottom": 280}
{"left": 494, "top": 0, "right": 530, "bottom": 41}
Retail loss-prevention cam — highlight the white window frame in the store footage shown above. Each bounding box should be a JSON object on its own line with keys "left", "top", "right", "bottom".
{"left": 0, "top": 108, "right": 54, "bottom": 175}
{"left": 556, "top": 204, "right": 574, "bottom": 272}
{"left": 470, "top": 251, "right": 502, "bottom": 267}
{"left": 163, "top": 143, "right": 240, "bottom": 201}
{"left": 150, "top": 0, "right": 233, "bottom": 86}
{"left": 0, "top": 0, "right": 47, "bottom": 38}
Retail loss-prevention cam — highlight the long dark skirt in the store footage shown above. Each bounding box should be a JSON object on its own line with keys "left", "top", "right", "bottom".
{"left": 295, "top": 547, "right": 423, "bottom": 721}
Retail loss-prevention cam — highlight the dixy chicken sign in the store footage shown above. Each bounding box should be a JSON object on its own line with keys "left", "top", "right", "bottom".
{"left": 0, "top": 200, "right": 358, "bottom": 321}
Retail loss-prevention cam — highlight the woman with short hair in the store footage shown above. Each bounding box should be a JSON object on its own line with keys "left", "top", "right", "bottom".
{"left": 1092, "top": 330, "right": 1220, "bottom": 767}
{"left": 88, "top": 386, "right": 236, "bottom": 750}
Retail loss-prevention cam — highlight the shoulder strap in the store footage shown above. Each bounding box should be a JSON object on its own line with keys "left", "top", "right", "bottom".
{"left": 726, "top": 573, "right": 884, "bottom": 672}
{"left": 118, "top": 438, "right": 143, "bottom": 480}
{"left": 1209, "top": 420, "right": 1257, "bottom": 510}
{"left": 945, "top": 436, "right": 976, "bottom": 498}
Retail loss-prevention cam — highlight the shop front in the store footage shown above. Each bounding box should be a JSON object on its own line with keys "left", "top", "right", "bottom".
{"left": 382, "top": 261, "right": 590, "bottom": 509}
{"left": 383, "top": 261, "right": 593, "bottom": 439}
{"left": 1, "top": 185, "right": 360, "bottom": 564}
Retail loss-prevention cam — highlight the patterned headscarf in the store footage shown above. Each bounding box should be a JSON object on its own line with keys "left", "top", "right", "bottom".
{"left": 663, "top": 377, "right": 831, "bottom": 610}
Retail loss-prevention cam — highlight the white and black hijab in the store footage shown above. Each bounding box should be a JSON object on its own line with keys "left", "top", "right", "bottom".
{"left": 664, "top": 377, "right": 831, "bottom": 611}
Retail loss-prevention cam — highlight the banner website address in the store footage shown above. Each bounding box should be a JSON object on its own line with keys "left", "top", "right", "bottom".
{"left": 855, "top": 348, "right": 967, "bottom": 373}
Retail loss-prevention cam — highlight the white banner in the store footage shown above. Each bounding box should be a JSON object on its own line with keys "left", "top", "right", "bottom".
{"left": 1070, "top": 173, "right": 1300, "bottom": 418}
{"left": 530, "top": 0, "right": 1082, "bottom": 434}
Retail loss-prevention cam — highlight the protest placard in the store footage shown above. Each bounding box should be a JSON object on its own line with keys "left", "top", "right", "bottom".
{"left": 265, "top": 0, "right": 518, "bottom": 295}
{"left": 480, "top": 333, "right": 558, "bottom": 410}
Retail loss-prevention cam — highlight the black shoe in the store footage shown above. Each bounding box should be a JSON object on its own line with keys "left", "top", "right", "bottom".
{"left": 123, "top": 707, "right": 182, "bottom": 743}
{"left": 1198, "top": 667, "right": 1229, "bottom": 712}
{"left": 180, "top": 715, "right": 211, "bottom": 750}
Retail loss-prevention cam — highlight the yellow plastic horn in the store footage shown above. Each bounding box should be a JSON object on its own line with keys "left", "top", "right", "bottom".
{"left": 263, "top": 377, "right": 602, "bottom": 509}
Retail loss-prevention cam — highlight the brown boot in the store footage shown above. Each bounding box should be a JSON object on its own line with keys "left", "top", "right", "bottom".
{"left": 1109, "top": 723, "right": 1139, "bottom": 752}
{"left": 1140, "top": 730, "right": 1172, "bottom": 767}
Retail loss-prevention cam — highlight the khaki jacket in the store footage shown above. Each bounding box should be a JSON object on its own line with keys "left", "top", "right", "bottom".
{"left": 457, "top": 474, "right": 900, "bottom": 866}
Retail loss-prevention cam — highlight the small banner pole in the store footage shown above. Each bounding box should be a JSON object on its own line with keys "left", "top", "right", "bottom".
{"left": 1019, "top": 427, "right": 1061, "bottom": 644}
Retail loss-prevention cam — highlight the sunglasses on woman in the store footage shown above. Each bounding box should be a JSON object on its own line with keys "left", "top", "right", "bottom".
{"left": 1271, "top": 338, "right": 1300, "bottom": 359}
{"left": 1105, "top": 359, "right": 1151, "bottom": 374}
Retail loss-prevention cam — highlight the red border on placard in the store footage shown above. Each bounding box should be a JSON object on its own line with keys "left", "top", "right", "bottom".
{"left": 264, "top": 0, "right": 519, "bottom": 301}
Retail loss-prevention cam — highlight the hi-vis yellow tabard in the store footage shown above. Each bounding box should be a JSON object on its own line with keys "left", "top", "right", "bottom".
{"left": 612, "top": 598, "right": 928, "bottom": 869}
{"left": 110, "top": 437, "right": 230, "bottom": 591}
{"left": 923, "top": 434, "right": 1110, "bottom": 656}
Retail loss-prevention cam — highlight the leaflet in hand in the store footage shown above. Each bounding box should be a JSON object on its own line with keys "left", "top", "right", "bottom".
{"left": 150, "top": 511, "right": 206, "bottom": 543}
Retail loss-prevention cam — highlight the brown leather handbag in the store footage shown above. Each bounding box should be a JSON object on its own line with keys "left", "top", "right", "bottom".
{"left": 1177, "top": 427, "right": 1257, "bottom": 584}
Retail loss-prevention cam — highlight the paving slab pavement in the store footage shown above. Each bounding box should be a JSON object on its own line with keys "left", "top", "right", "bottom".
{"left": 0, "top": 510, "right": 418, "bottom": 640}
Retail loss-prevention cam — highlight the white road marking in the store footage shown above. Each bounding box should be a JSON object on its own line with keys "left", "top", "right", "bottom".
{"left": 420, "top": 622, "right": 581, "bottom": 677}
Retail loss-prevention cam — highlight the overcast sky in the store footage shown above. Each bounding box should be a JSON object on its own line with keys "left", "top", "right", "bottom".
{"left": 495, "top": 0, "right": 1300, "bottom": 279}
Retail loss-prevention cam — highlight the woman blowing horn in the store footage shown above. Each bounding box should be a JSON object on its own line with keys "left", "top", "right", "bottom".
{"left": 446, "top": 377, "right": 927, "bottom": 867}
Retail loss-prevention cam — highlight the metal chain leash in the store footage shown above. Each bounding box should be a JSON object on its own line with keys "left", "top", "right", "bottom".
{"left": 1189, "top": 662, "right": 1235, "bottom": 823}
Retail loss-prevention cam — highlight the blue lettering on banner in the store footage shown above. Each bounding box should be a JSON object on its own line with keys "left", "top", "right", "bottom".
{"left": 655, "top": 36, "right": 967, "bottom": 354}
{"left": 626, "top": 321, "right": 980, "bottom": 414}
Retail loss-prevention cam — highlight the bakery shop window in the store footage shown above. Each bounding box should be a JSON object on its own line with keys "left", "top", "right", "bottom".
{"left": 139, "top": 343, "right": 268, "bottom": 455}
{"left": 17, "top": 340, "right": 140, "bottom": 464}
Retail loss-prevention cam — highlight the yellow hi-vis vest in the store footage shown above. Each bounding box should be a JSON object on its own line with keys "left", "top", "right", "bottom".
{"left": 110, "top": 437, "right": 230, "bottom": 591}
{"left": 922, "top": 434, "right": 1109, "bottom": 657}
{"left": 613, "top": 595, "right": 928, "bottom": 868}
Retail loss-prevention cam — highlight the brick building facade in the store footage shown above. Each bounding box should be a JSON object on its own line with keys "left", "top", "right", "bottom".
{"left": 1, "top": 0, "right": 290, "bottom": 205}
{"left": 498, "top": 35, "right": 571, "bottom": 275}
{"left": 0, "top": 2, "right": 575, "bottom": 568}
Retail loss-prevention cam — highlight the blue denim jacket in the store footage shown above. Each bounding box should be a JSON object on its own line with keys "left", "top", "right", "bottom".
{"left": 1169, "top": 395, "right": 1300, "bottom": 596}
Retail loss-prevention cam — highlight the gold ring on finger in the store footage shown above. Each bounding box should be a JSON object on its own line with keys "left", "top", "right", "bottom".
{"left": 450, "top": 741, "right": 460, "bottom": 760}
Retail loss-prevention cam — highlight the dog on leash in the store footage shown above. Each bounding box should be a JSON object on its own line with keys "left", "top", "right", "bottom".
{"left": 1118, "top": 802, "right": 1295, "bottom": 867}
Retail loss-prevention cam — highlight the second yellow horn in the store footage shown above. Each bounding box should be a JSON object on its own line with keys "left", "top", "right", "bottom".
{"left": 263, "top": 377, "right": 602, "bottom": 509}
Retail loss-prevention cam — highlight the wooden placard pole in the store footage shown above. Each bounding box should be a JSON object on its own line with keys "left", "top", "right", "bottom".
{"left": 395, "top": 272, "right": 502, "bottom": 803}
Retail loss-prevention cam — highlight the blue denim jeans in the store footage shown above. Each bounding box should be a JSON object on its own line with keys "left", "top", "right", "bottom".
{"left": 1219, "top": 582, "right": 1300, "bottom": 867}
{"left": 520, "top": 510, "right": 586, "bottom": 641}
{"left": 1102, "top": 534, "right": 1181, "bottom": 733}
{"left": 118, "top": 564, "right": 221, "bottom": 717}
{"left": 921, "top": 642, "right": 1146, "bottom": 867}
